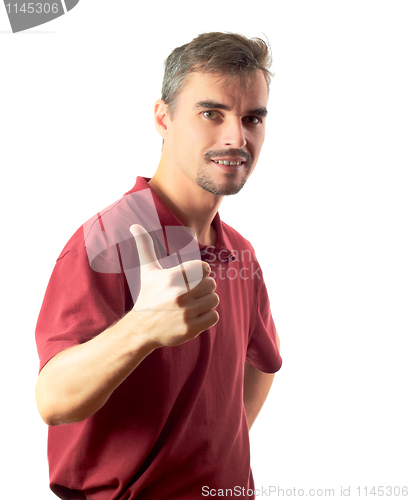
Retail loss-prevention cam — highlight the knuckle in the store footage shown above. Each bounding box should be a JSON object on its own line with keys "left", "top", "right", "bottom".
{"left": 205, "top": 276, "right": 216, "bottom": 290}
{"left": 210, "top": 309, "right": 219, "bottom": 325}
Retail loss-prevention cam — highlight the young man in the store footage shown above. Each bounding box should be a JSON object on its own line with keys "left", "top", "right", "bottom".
{"left": 35, "top": 32, "right": 282, "bottom": 499}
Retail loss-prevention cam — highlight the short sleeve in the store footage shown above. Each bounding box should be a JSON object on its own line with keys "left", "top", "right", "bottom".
{"left": 35, "top": 228, "right": 132, "bottom": 373}
{"left": 246, "top": 275, "right": 282, "bottom": 374}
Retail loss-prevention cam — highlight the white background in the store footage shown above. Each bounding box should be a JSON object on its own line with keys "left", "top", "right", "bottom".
{"left": 1, "top": 1, "right": 409, "bottom": 498}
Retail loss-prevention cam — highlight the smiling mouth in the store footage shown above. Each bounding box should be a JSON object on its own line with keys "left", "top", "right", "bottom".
{"left": 211, "top": 159, "right": 244, "bottom": 166}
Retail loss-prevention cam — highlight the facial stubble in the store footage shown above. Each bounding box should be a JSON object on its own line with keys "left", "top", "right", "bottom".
{"left": 197, "top": 149, "right": 253, "bottom": 196}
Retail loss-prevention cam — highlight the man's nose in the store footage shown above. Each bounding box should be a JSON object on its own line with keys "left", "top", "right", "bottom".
{"left": 222, "top": 118, "right": 246, "bottom": 149}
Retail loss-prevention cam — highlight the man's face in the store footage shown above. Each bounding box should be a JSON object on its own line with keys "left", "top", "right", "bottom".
{"left": 162, "top": 70, "right": 269, "bottom": 196}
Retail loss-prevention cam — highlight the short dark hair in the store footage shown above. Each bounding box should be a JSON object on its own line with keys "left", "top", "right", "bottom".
{"left": 161, "top": 32, "right": 273, "bottom": 116}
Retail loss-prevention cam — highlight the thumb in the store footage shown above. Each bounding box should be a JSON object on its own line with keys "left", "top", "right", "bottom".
{"left": 130, "top": 224, "right": 163, "bottom": 275}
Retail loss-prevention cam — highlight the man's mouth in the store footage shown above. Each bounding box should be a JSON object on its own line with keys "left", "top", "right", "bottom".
{"left": 204, "top": 149, "right": 251, "bottom": 168}
{"left": 211, "top": 159, "right": 245, "bottom": 166}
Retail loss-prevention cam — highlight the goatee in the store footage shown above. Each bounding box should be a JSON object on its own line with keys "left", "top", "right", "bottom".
{"left": 197, "top": 148, "right": 252, "bottom": 196}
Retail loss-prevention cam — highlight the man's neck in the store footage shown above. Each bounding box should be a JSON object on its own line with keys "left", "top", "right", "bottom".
{"left": 148, "top": 163, "right": 222, "bottom": 247}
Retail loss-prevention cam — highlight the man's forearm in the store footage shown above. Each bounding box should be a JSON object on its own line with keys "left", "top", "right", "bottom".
{"left": 243, "top": 362, "right": 275, "bottom": 430}
{"left": 35, "top": 312, "right": 157, "bottom": 426}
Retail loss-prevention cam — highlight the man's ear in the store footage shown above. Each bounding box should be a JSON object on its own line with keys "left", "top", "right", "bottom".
{"left": 154, "top": 99, "right": 170, "bottom": 139}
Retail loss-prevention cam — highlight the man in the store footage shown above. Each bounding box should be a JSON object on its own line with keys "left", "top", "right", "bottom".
{"left": 35, "top": 32, "right": 282, "bottom": 499}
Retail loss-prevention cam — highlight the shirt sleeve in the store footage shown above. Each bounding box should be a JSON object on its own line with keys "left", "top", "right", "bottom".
{"left": 245, "top": 268, "right": 282, "bottom": 374}
{"left": 35, "top": 227, "right": 132, "bottom": 373}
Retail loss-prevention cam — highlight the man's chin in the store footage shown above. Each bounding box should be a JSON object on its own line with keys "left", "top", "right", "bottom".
{"left": 196, "top": 175, "right": 247, "bottom": 196}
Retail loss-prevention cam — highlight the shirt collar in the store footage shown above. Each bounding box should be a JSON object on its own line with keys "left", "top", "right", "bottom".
{"left": 125, "top": 177, "right": 236, "bottom": 262}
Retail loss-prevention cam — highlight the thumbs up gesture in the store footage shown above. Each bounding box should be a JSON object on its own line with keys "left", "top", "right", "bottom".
{"left": 129, "top": 225, "right": 219, "bottom": 347}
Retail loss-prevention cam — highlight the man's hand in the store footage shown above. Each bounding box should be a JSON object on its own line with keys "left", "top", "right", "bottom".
{"left": 130, "top": 224, "right": 220, "bottom": 348}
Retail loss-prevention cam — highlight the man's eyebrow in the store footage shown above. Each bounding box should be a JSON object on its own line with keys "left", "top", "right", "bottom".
{"left": 249, "top": 107, "right": 268, "bottom": 117}
{"left": 195, "top": 101, "right": 268, "bottom": 117}
{"left": 195, "top": 101, "right": 231, "bottom": 111}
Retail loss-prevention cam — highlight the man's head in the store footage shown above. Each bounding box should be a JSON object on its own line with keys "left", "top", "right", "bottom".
{"left": 155, "top": 32, "right": 272, "bottom": 197}
{"left": 161, "top": 32, "right": 273, "bottom": 118}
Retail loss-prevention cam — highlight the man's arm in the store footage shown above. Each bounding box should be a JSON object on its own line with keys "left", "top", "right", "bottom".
{"left": 243, "top": 334, "right": 280, "bottom": 430}
{"left": 243, "top": 363, "right": 274, "bottom": 430}
{"left": 36, "top": 228, "right": 219, "bottom": 426}
{"left": 35, "top": 312, "right": 156, "bottom": 426}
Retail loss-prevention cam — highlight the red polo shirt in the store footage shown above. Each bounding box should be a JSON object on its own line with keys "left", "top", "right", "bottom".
{"left": 35, "top": 177, "right": 282, "bottom": 500}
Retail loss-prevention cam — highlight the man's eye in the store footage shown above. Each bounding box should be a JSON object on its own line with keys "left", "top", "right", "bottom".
{"left": 203, "top": 111, "right": 220, "bottom": 119}
{"left": 244, "top": 116, "right": 261, "bottom": 125}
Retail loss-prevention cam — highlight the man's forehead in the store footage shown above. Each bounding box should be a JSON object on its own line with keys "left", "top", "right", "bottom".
{"left": 180, "top": 70, "right": 269, "bottom": 108}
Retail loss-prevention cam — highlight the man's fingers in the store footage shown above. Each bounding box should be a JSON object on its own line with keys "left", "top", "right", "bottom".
{"left": 182, "top": 260, "right": 210, "bottom": 279}
{"left": 180, "top": 260, "right": 211, "bottom": 289}
{"left": 192, "top": 309, "right": 220, "bottom": 334}
{"left": 130, "top": 224, "right": 163, "bottom": 274}
{"left": 193, "top": 289, "right": 220, "bottom": 316}
{"left": 189, "top": 275, "right": 217, "bottom": 299}
{"left": 202, "top": 261, "right": 211, "bottom": 277}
